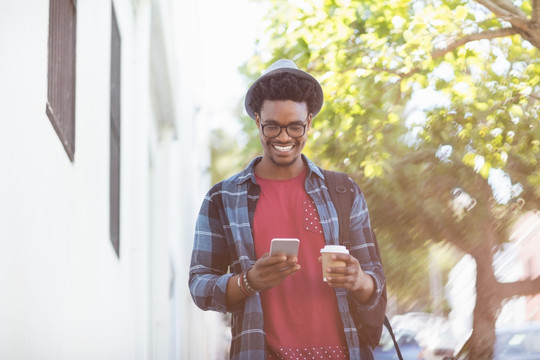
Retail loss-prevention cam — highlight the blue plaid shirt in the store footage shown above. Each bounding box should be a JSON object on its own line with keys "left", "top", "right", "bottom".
{"left": 189, "top": 155, "right": 385, "bottom": 360}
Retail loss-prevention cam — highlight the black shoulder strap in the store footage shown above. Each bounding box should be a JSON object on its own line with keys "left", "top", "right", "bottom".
{"left": 324, "top": 169, "right": 403, "bottom": 360}
{"left": 384, "top": 316, "right": 403, "bottom": 360}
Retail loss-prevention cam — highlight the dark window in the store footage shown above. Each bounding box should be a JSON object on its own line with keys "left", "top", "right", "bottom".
{"left": 46, "top": 0, "right": 77, "bottom": 161}
{"left": 110, "top": 5, "right": 121, "bottom": 257}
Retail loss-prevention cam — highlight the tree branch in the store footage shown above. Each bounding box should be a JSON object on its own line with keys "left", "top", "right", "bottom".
{"left": 475, "top": 0, "right": 540, "bottom": 48}
{"left": 349, "top": 28, "right": 521, "bottom": 78}
{"left": 341, "top": 0, "right": 540, "bottom": 81}
{"left": 431, "top": 28, "right": 520, "bottom": 59}
{"left": 533, "top": 0, "right": 540, "bottom": 25}
{"left": 475, "top": 0, "right": 529, "bottom": 26}
{"left": 498, "top": 276, "right": 540, "bottom": 300}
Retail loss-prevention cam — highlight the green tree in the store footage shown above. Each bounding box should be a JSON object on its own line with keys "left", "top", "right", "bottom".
{"left": 245, "top": 0, "right": 540, "bottom": 358}
{"left": 210, "top": 128, "right": 245, "bottom": 184}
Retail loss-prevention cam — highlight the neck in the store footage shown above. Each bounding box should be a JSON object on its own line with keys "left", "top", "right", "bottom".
{"left": 255, "top": 156, "right": 306, "bottom": 180}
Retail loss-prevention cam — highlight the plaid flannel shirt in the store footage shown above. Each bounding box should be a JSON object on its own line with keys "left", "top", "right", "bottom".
{"left": 189, "top": 155, "right": 385, "bottom": 360}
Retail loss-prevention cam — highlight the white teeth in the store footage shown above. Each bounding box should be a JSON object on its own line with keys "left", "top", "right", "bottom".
{"left": 274, "top": 145, "right": 293, "bottom": 152}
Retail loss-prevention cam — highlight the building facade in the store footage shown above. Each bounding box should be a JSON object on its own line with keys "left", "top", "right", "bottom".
{"left": 0, "top": 0, "right": 227, "bottom": 359}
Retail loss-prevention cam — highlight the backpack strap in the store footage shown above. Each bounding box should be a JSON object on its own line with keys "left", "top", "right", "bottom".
{"left": 323, "top": 170, "right": 354, "bottom": 249}
{"left": 385, "top": 316, "right": 404, "bottom": 360}
{"left": 323, "top": 169, "right": 403, "bottom": 360}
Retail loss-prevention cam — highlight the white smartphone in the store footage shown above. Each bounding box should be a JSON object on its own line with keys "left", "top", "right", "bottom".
{"left": 270, "top": 238, "right": 300, "bottom": 256}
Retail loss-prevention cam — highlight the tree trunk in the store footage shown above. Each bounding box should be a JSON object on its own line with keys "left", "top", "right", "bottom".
{"left": 468, "top": 246, "right": 500, "bottom": 359}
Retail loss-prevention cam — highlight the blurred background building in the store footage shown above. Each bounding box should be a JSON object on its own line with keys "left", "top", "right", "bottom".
{"left": 0, "top": 0, "right": 228, "bottom": 359}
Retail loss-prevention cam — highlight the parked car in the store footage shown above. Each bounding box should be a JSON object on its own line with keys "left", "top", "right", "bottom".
{"left": 443, "top": 322, "right": 540, "bottom": 360}
{"left": 494, "top": 323, "right": 540, "bottom": 360}
{"left": 418, "top": 326, "right": 458, "bottom": 360}
{"left": 373, "top": 328, "right": 425, "bottom": 360}
{"left": 420, "top": 341, "right": 455, "bottom": 360}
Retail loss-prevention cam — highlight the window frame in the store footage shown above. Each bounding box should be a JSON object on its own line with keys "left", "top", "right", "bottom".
{"left": 46, "top": 0, "right": 77, "bottom": 161}
{"left": 110, "top": 4, "right": 122, "bottom": 257}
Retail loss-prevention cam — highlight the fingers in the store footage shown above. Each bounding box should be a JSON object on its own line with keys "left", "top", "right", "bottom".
{"left": 249, "top": 254, "right": 301, "bottom": 290}
{"left": 324, "top": 254, "right": 357, "bottom": 276}
{"left": 260, "top": 252, "right": 298, "bottom": 265}
{"left": 270, "top": 255, "right": 300, "bottom": 273}
{"left": 325, "top": 254, "right": 362, "bottom": 290}
{"left": 326, "top": 266, "right": 357, "bottom": 281}
{"left": 331, "top": 253, "right": 357, "bottom": 264}
{"left": 325, "top": 271, "right": 356, "bottom": 289}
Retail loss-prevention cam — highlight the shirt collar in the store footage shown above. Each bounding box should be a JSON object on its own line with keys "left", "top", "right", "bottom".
{"left": 236, "top": 154, "right": 324, "bottom": 185}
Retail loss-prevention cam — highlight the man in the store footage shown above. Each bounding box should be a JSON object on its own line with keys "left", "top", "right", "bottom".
{"left": 189, "top": 59, "right": 386, "bottom": 359}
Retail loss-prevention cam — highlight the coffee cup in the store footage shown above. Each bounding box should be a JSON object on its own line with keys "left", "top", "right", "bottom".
{"left": 320, "top": 245, "right": 349, "bottom": 282}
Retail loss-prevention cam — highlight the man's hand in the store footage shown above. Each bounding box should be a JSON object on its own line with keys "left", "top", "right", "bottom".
{"left": 226, "top": 253, "right": 300, "bottom": 307}
{"left": 247, "top": 253, "right": 301, "bottom": 290}
{"left": 319, "top": 253, "right": 375, "bottom": 303}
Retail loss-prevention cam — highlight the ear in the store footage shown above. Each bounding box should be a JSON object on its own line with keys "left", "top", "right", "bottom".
{"left": 307, "top": 113, "right": 313, "bottom": 131}
{"left": 255, "top": 113, "right": 261, "bottom": 128}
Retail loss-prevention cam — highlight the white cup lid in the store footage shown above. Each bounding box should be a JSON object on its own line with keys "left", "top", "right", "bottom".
{"left": 320, "top": 245, "right": 349, "bottom": 254}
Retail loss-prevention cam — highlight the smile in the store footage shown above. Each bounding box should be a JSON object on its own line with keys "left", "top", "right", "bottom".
{"left": 273, "top": 145, "right": 294, "bottom": 152}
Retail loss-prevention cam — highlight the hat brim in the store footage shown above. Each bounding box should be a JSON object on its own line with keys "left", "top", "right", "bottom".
{"left": 244, "top": 67, "right": 324, "bottom": 120}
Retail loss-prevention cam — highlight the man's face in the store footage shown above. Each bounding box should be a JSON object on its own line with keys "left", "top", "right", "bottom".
{"left": 256, "top": 100, "right": 312, "bottom": 168}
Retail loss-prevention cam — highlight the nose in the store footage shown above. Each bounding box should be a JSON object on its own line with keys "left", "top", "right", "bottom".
{"left": 276, "top": 126, "right": 293, "bottom": 141}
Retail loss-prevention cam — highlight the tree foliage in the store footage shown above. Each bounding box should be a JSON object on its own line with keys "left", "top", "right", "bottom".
{"left": 210, "top": 128, "right": 245, "bottom": 184}
{"left": 244, "top": 0, "right": 540, "bottom": 357}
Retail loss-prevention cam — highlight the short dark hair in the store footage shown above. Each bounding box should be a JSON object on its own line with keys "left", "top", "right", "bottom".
{"left": 247, "top": 72, "right": 320, "bottom": 117}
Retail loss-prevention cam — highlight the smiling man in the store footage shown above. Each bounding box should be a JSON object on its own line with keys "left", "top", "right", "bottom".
{"left": 189, "top": 60, "right": 386, "bottom": 360}
{"left": 255, "top": 100, "right": 310, "bottom": 175}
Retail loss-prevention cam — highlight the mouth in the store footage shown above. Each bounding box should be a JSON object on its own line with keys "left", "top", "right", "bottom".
{"left": 272, "top": 144, "right": 294, "bottom": 152}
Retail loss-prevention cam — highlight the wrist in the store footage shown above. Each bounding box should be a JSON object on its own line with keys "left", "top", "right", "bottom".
{"left": 237, "top": 273, "right": 250, "bottom": 296}
{"left": 238, "top": 271, "right": 259, "bottom": 296}
{"left": 353, "top": 273, "right": 375, "bottom": 303}
{"left": 243, "top": 269, "right": 260, "bottom": 294}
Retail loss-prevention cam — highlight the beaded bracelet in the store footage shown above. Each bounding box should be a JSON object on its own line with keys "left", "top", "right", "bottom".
{"left": 242, "top": 270, "right": 259, "bottom": 295}
{"left": 237, "top": 273, "right": 251, "bottom": 296}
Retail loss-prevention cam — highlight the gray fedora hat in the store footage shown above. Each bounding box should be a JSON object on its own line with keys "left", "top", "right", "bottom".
{"left": 244, "top": 59, "right": 324, "bottom": 120}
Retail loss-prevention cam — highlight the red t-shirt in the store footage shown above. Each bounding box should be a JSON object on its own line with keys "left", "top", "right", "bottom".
{"left": 254, "top": 168, "right": 349, "bottom": 360}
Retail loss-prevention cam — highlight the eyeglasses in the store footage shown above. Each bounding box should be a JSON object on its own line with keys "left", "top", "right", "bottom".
{"left": 260, "top": 123, "right": 307, "bottom": 138}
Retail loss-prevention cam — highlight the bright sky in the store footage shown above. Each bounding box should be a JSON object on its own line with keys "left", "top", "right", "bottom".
{"left": 197, "top": 0, "right": 267, "bottom": 134}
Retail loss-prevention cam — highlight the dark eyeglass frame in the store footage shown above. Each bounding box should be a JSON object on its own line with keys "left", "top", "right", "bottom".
{"left": 260, "top": 123, "right": 307, "bottom": 138}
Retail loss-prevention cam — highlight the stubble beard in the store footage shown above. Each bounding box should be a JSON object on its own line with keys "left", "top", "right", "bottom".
{"left": 269, "top": 154, "right": 301, "bottom": 168}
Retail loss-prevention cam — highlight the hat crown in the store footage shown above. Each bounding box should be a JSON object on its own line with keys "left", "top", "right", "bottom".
{"left": 263, "top": 59, "right": 298, "bottom": 75}
{"left": 244, "top": 59, "right": 324, "bottom": 120}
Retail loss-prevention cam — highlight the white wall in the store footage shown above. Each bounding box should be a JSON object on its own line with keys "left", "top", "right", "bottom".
{"left": 0, "top": 0, "right": 226, "bottom": 358}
